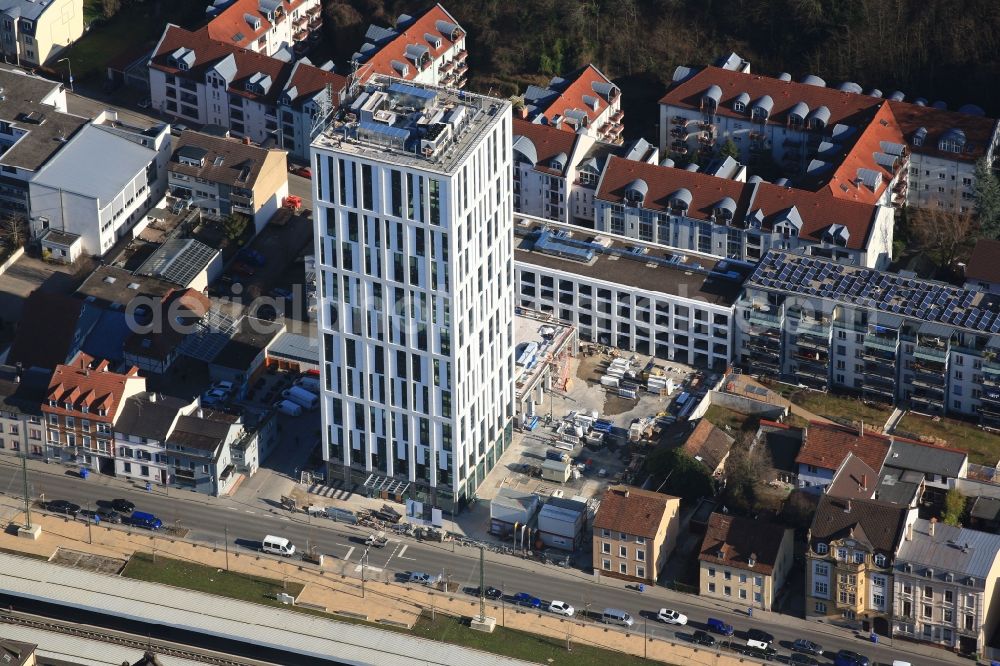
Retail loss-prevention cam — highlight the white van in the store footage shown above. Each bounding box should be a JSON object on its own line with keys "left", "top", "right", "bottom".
{"left": 601, "top": 608, "right": 634, "bottom": 627}
{"left": 282, "top": 385, "right": 319, "bottom": 410}
{"left": 275, "top": 399, "right": 303, "bottom": 417}
{"left": 262, "top": 535, "right": 296, "bottom": 557}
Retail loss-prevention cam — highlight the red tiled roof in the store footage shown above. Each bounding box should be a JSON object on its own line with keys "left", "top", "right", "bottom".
{"left": 966, "top": 239, "right": 1000, "bottom": 284}
{"left": 43, "top": 353, "right": 142, "bottom": 422}
{"left": 357, "top": 4, "right": 463, "bottom": 82}
{"left": 682, "top": 419, "right": 734, "bottom": 473}
{"left": 512, "top": 117, "right": 579, "bottom": 176}
{"left": 888, "top": 100, "right": 997, "bottom": 163}
{"left": 535, "top": 64, "right": 617, "bottom": 132}
{"left": 595, "top": 156, "right": 878, "bottom": 251}
{"left": 205, "top": 0, "right": 309, "bottom": 51}
{"left": 593, "top": 485, "right": 679, "bottom": 539}
{"left": 284, "top": 60, "right": 348, "bottom": 108}
{"left": 150, "top": 25, "right": 290, "bottom": 105}
{"left": 821, "top": 103, "right": 906, "bottom": 204}
{"left": 660, "top": 66, "right": 881, "bottom": 129}
{"left": 795, "top": 421, "right": 893, "bottom": 472}
{"left": 698, "top": 513, "right": 790, "bottom": 575}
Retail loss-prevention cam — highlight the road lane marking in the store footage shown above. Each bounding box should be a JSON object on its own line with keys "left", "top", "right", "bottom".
{"left": 353, "top": 564, "right": 382, "bottom": 573}
{"left": 244, "top": 510, "right": 255, "bottom": 514}
{"left": 344, "top": 546, "right": 355, "bottom": 561}
{"left": 397, "top": 544, "right": 414, "bottom": 560}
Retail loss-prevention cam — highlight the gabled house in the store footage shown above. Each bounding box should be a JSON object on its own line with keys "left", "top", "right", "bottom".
{"left": 204, "top": 0, "right": 323, "bottom": 58}
{"left": 682, "top": 419, "right": 734, "bottom": 477}
{"left": 795, "top": 422, "right": 892, "bottom": 492}
{"left": 698, "top": 513, "right": 793, "bottom": 611}
{"left": 41, "top": 353, "right": 147, "bottom": 469}
{"left": 592, "top": 485, "right": 681, "bottom": 584}
{"left": 806, "top": 494, "right": 916, "bottom": 634}
{"left": 523, "top": 65, "right": 623, "bottom": 144}
{"left": 123, "top": 289, "right": 212, "bottom": 374}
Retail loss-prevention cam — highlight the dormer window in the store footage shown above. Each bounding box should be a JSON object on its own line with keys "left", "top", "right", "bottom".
{"left": 63, "top": 402, "right": 73, "bottom": 411}
{"left": 701, "top": 84, "right": 722, "bottom": 113}
{"left": 925, "top": 568, "right": 934, "bottom": 578}
{"left": 938, "top": 128, "right": 966, "bottom": 154}
{"left": 912, "top": 127, "right": 927, "bottom": 147}
{"left": 733, "top": 92, "right": 749, "bottom": 114}
{"left": 874, "top": 554, "right": 886, "bottom": 567}
{"left": 624, "top": 178, "right": 648, "bottom": 207}
{"left": 48, "top": 399, "right": 57, "bottom": 407}
{"left": 751, "top": 95, "right": 773, "bottom": 122}
{"left": 816, "top": 542, "right": 828, "bottom": 555}
{"left": 169, "top": 47, "right": 196, "bottom": 71}
{"left": 945, "top": 572, "right": 954, "bottom": 582}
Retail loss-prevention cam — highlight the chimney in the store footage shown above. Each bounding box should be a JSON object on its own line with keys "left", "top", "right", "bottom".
{"left": 860, "top": 474, "right": 867, "bottom": 491}
{"left": 518, "top": 105, "right": 528, "bottom": 119}
{"left": 749, "top": 552, "right": 757, "bottom": 567}
{"left": 197, "top": 407, "right": 204, "bottom": 418}
{"left": 844, "top": 499, "right": 852, "bottom": 513}
{"left": 860, "top": 421, "right": 864, "bottom": 438}
{"left": 905, "top": 522, "right": 913, "bottom": 541}
{"left": 930, "top": 516, "right": 937, "bottom": 536}
{"left": 148, "top": 392, "right": 157, "bottom": 403}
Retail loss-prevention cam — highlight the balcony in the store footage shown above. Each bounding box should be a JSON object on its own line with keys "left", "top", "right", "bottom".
{"left": 294, "top": 15, "right": 308, "bottom": 27}
{"left": 749, "top": 355, "right": 781, "bottom": 375}
{"left": 672, "top": 115, "right": 689, "bottom": 125}
{"left": 309, "top": 16, "right": 321, "bottom": 29}
{"left": 914, "top": 344, "right": 947, "bottom": 362}
{"left": 911, "top": 374, "right": 945, "bottom": 391}
{"left": 748, "top": 335, "right": 781, "bottom": 352}
{"left": 670, "top": 140, "right": 689, "bottom": 156}
{"left": 698, "top": 131, "right": 716, "bottom": 146}
{"left": 910, "top": 393, "right": 945, "bottom": 414}
{"left": 306, "top": 5, "right": 321, "bottom": 16}
{"left": 231, "top": 192, "right": 253, "bottom": 206}
{"left": 793, "top": 335, "right": 828, "bottom": 352}
{"left": 273, "top": 11, "right": 286, "bottom": 24}
{"left": 294, "top": 29, "right": 308, "bottom": 41}
{"left": 439, "top": 60, "right": 454, "bottom": 74}
{"left": 864, "top": 334, "right": 898, "bottom": 352}
{"left": 979, "top": 403, "right": 1000, "bottom": 427}
{"left": 456, "top": 77, "right": 467, "bottom": 89}
{"left": 698, "top": 120, "right": 715, "bottom": 132}
{"left": 748, "top": 309, "right": 782, "bottom": 327}
{"left": 981, "top": 390, "right": 1000, "bottom": 409}
{"left": 456, "top": 49, "right": 468, "bottom": 61}
{"left": 862, "top": 380, "right": 896, "bottom": 400}
{"left": 611, "top": 110, "right": 624, "bottom": 123}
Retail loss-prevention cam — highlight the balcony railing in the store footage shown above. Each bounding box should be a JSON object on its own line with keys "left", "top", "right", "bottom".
{"left": 864, "top": 335, "right": 898, "bottom": 352}
{"left": 456, "top": 49, "right": 468, "bottom": 61}
{"left": 306, "top": 5, "right": 321, "bottom": 16}
{"left": 748, "top": 309, "right": 781, "bottom": 326}
{"left": 294, "top": 15, "right": 308, "bottom": 27}
{"left": 293, "top": 29, "right": 308, "bottom": 41}
{"left": 914, "top": 345, "right": 948, "bottom": 361}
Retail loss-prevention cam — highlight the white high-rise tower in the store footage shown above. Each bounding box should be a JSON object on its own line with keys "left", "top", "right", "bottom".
{"left": 310, "top": 77, "right": 514, "bottom": 512}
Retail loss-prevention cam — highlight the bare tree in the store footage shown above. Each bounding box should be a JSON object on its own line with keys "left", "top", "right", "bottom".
{"left": 909, "top": 206, "right": 976, "bottom": 268}
{"left": 0, "top": 213, "right": 29, "bottom": 249}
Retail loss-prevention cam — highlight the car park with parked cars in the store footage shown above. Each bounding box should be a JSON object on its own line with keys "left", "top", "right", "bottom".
{"left": 513, "top": 593, "right": 542, "bottom": 609}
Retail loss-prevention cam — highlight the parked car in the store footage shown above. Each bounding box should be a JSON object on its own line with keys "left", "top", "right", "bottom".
{"left": 111, "top": 499, "right": 135, "bottom": 514}
{"left": 512, "top": 592, "right": 542, "bottom": 609}
{"left": 482, "top": 586, "right": 503, "bottom": 600}
{"left": 690, "top": 630, "right": 716, "bottom": 647}
{"left": 407, "top": 572, "right": 441, "bottom": 586}
{"left": 706, "top": 618, "right": 734, "bottom": 636}
{"left": 201, "top": 388, "right": 228, "bottom": 405}
{"left": 656, "top": 608, "right": 688, "bottom": 625}
{"left": 47, "top": 500, "right": 81, "bottom": 516}
{"left": 834, "top": 649, "right": 870, "bottom": 666}
{"left": 170, "top": 123, "right": 189, "bottom": 136}
{"left": 792, "top": 639, "right": 823, "bottom": 655}
{"left": 790, "top": 654, "right": 819, "bottom": 666}
{"left": 128, "top": 511, "right": 162, "bottom": 530}
{"left": 746, "top": 628, "right": 775, "bottom": 648}
{"left": 292, "top": 166, "right": 312, "bottom": 178}
{"left": 96, "top": 507, "right": 123, "bottom": 524}
{"left": 365, "top": 531, "right": 388, "bottom": 548}
{"left": 78, "top": 510, "right": 102, "bottom": 523}
{"left": 548, "top": 600, "right": 574, "bottom": 617}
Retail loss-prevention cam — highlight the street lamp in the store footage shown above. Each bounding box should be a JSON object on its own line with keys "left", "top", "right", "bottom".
{"left": 56, "top": 58, "right": 73, "bottom": 92}
{"left": 361, "top": 546, "right": 371, "bottom": 598}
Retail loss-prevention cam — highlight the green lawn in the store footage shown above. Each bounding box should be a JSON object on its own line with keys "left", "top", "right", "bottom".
{"left": 763, "top": 381, "right": 893, "bottom": 427}
{"left": 897, "top": 413, "right": 1000, "bottom": 465}
{"left": 703, "top": 405, "right": 755, "bottom": 434}
{"left": 412, "top": 614, "right": 663, "bottom": 666}
{"left": 121, "top": 552, "right": 305, "bottom": 606}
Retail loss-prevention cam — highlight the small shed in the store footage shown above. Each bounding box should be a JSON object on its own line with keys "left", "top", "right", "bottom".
{"left": 489, "top": 487, "right": 540, "bottom": 536}
{"left": 537, "top": 497, "right": 588, "bottom": 550}
{"left": 40, "top": 228, "right": 82, "bottom": 264}
{"left": 540, "top": 459, "right": 571, "bottom": 483}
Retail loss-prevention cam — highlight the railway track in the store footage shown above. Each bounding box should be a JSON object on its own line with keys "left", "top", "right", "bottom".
{"left": 0, "top": 610, "right": 272, "bottom": 666}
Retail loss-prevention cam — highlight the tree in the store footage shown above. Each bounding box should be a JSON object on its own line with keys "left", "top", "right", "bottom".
{"left": 101, "top": 0, "right": 120, "bottom": 19}
{"left": 974, "top": 158, "right": 1000, "bottom": 240}
{"left": 222, "top": 213, "right": 250, "bottom": 243}
{"left": 941, "top": 488, "right": 968, "bottom": 527}
{"left": 720, "top": 433, "right": 773, "bottom": 516}
{"left": 644, "top": 447, "right": 714, "bottom": 503}
{"left": 909, "top": 206, "right": 976, "bottom": 268}
{"left": 0, "top": 213, "right": 29, "bottom": 249}
{"left": 718, "top": 138, "right": 740, "bottom": 161}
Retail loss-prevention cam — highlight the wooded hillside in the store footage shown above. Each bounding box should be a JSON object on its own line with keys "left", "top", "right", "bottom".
{"left": 323, "top": 0, "right": 1000, "bottom": 119}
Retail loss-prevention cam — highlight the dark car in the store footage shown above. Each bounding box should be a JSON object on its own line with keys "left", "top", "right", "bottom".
{"left": 96, "top": 507, "right": 123, "bottom": 524}
{"left": 747, "top": 628, "right": 775, "bottom": 646}
{"left": 47, "top": 500, "right": 81, "bottom": 516}
{"left": 690, "top": 630, "right": 716, "bottom": 647}
{"left": 512, "top": 592, "right": 542, "bottom": 609}
{"left": 111, "top": 499, "right": 135, "bottom": 514}
{"left": 792, "top": 639, "right": 823, "bottom": 655}
{"left": 790, "top": 653, "right": 819, "bottom": 666}
{"left": 834, "top": 649, "right": 870, "bottom": 666}
{"left": 483, "top": 586, "right": 503, "bottom": 600}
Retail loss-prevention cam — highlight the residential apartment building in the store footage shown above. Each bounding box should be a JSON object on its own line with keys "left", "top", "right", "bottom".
{"left": 592, "top": 485, "right": 680, "bottom": 584}
{"left": 114, "top": 391, "right": 246, "bottom": 495}
{"left": 698, "top": 513, "right": 793, "bottom": 611}
{"left": 522, "top": 65, "right": 624, "bottom": 144}
{"left": 148, "top": 25, "right": 347, "bottom": 160}
{"left": 593, "top": 156, "right": 895, "bottom": 269}
{"left": 352, "top": 4, "right": 466, "bottom": 88}
{"left": 513, "top": 215, "right": 753, "bottom": 369}
{"left": 806, "top": 494, "right": 916, "bottom": 635}
{"left": 659, "top": 62, "right": 1000, "bottom": 214}
{"left": 893, "top": 518, "right": 1000, "bottom": 655}
{"left": 0, "top": 0, "right": 83, "bottom": 66}
{"left": 168, "top": 130, "right": 288, "bottom": 233}
{"left": 204, "top": 0, "right": 323, "bottom": 58}
{"left": 735, "top": 250, "right": 1000, "bottom": 421}
{"left": 29, "top": 121, "right": 171, "bottom": 256}
{"left": 41, "top": 353, "right": 147, "bottom": 470}
{"left": 511, "top": 117, "right": 658, "bottom": 226}
{"left": 310, "top": 77, "right": 514, "bottom": 512}
{"left": 0, "top": 364, "right": 49, "bottom": 459}
{"left": 965, "top": 239, "right": 1000, "bottom": 295}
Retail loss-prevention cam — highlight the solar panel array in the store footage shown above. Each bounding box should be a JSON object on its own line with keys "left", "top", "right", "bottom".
{"left": 749, "top": 252, "right": 1000, "bottom": 334}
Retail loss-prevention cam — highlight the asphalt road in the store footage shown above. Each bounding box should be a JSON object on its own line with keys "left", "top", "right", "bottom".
{"left": 0, "top": 460, "right": 957, "bottom": 666}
